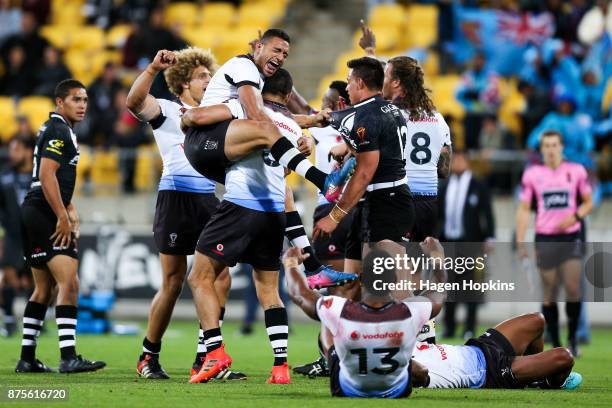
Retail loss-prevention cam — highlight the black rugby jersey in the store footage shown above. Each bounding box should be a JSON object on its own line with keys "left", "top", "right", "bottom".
{"left": 24, "top": 113, "right": 80, "bottom": 209}
{"left": 330, "top": 96, "right": 407, "bottom": 184}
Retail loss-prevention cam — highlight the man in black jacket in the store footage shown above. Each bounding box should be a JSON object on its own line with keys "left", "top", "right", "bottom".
{"left": 438, "top": 150, "right": 495, "bottom": 339}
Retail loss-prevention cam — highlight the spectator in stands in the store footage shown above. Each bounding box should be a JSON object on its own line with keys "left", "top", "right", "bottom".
{"left": 110, "top": 87, "right": 149, "bottom": 193}
{"left": 0, "top": 11, "right": 48, "bottom": 71}
{"left": 0, "top": 0, "right": 21, "bottom": 47}
{"left": 438, "top": 150, "right": 495, "bottom": 340}
{"left": 545, "top": 0, "right": 590, "bottom": 42}
{"left": 33, "top": 46, "right": 72, "bottom": 98}
{"left": 527, "top": 94, "right": 595, "bottom": 170}
{"left": 0, "top": 44, "right": 34, "bottom": 97}
{"left": 479, "top": 114, "right": 516, "bottom": 192}
{"left": 518, "top": 79, "right": 553, "bottom": 144}
{"left": 21, "top": 0, "right": 49, "bottom": 26}
{"left": 87, "top": 62, "right": 123, "bottom": 146}
{"left": 456, "top": 51, "right": 501, "bottom": 149}
{"left": 11, "top": 115, "right": 35, "bottom": 141}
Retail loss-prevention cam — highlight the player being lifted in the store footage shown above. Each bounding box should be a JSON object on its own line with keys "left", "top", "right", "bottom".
{"left": 284, "top": 237, "right": 447, "bottom": 398}
{"left": 16, "top": 79, "right": 106, "bottom": 374}
{"left": 126, "top": 48, "right": 244, "bottom": 381}
{"left": 181, "top": 28, "right": 357, "bottom": 289}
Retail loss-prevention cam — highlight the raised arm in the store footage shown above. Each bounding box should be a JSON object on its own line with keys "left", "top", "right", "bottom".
{"left": 126, "top": 50, "right": 176, "bottom": 122}
{"left": 416, "top": 237, "right": 447, "bottom": 319}
{"left": 283, "top": 247, "right": 321, "bottom": 320}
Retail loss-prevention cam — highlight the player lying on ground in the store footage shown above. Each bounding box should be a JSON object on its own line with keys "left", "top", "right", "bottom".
{"left": 284, "top": 238, "right": 447, "bottom": 398}
{"left": 411, "top": 312, "right": 582, "bottom": 390}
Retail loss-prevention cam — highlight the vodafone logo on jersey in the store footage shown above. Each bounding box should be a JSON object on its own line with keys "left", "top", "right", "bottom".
{"left": 353, "top": 331, "right": 405, "bottom": 340}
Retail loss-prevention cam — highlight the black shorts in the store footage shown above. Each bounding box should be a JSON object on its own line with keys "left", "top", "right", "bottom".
{"left": 313, "top": 203, "right": 354, "bottom": 261}
{"left": 21, "top": 203, "right": 78, "bottom": 267}
{"left": 328, "top": 346, "right": 412, "bottom": 398}
{"left": 535, "top": 232, "right": 583, "bottom": 269}
{"left": 345, "top": 201, "right": 365, "bottom": 260}
{"left": 153, "top": 190, "right": 220, "bottom": 255}
{"left": 183, "top": 119, "right": 232, "bottom": 184}
{"left": 410, "top": 196, "right": 438, "bottom": 242}
{"left": 364, "top": 185, "right": 415, "bottom": 243}
{"left": 196, "top": 201, "right": 286, "bottom": 270}
{"left": 465, "top": 328, "right": 521, "bottom": 389}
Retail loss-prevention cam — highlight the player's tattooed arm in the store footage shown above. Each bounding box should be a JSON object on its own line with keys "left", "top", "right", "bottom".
{"left": 127, "top": 50, "right": 176, "bottom": 122}
{"left": 283, "top": 247, "right": 321, "bottom": 321}
{"left": 437, "top": 144, "right": 452, "bottom": 179}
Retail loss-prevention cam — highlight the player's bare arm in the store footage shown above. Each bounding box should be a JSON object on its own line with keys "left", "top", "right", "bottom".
{"left": 39, "top": 158, "right": 71, "bottom": 249}
{"left": 437, "top": 144, "right": 452, "bottom": 179}
{"left": 416, "top": 237, "right": 447, "bottom": 318}
{"left": 515, "top": 201, "right": 531, "bottom": 258}
{"left": 313, "top": 150, "right": 379, "bottom": 240}
{"left": 180, "top": 104, "right": 234, "bottom": 131}
{"left": 238, "top": 84, "right": 272, "bottom": 122}
{"left": 293, "top": 110, "right": 330, "bottom": 129}
{"left": 126, "top": 50, "right": 177, "bottom": 121}
{"left": 359, "top": 20, "right": 377, "bottom": 57}
{"left": 66, "top": 202, "right": 80, "bottom": 239}
{"left": 283, "top": 247, "right": 321, "bottom": 320}
{"left": 287, "top": 86, "right": 313, "bottom": 114}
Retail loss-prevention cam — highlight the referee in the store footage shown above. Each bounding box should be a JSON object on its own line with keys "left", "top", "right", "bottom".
{"left": 16, "top": 79, "right": 106, "bottom": 374}
{"left": 516, "top": 130, "right": 593, "bottom": 357}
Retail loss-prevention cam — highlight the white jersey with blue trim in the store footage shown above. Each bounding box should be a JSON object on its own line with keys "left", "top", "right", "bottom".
{"left": 201, "top": 54, "right": 264, "bottom": 107}
{"left": 151, "top": 99, "right": 215, "bottom": 193}
{"left": 316, "top": 295, "right": 432, "bottom": 398}
{"left": 412, "top": 341, "right": 486, "bottom": 389}
{"left": 402, "top": 111, "right": 451, "bottom": 196}
{"left": 309, "top": 126, "right": 345, "bottom": 206}
{"left": 224, "top": 105, "right": 300, "bottom": 212}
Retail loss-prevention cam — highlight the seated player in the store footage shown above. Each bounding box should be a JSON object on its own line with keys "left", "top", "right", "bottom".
{"left": 283, "top": 238, "right": 448, "bottom": 398}
{"left": 411, "top": 313, "right": 582, "bottom": 390}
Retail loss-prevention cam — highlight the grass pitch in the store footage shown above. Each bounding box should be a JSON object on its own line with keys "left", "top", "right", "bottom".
{"left": 0, "top": 320, "right": 611, "bottom": 407}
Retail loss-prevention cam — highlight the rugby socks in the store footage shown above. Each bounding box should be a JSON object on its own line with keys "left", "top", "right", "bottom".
{"left": 284, "top": 211, "right": 322, "bottom": 274}
{"left": 270, "top": 138, "right": 327, "bottom": 191}
{"left": 20, "top": 301, "right": 47, "bottom": 362}
{"left": 56, "top": 305, "right": 77, "bottom": 360}
{"left": 203, "top": 327, "right": 223, "bottom": 353}
{"left": 1, "top": 286, "right": 16, "bottom": 325}
{"left": 194, "top": 307, "right": 226, "bottom": 365}
{"left": 265, "top": 308, "right": 288, "bottom": 366}
{"left": 566, "top": 302, "right": 581, "bottom": 345}
{"left": 542, "top": 303, "right": 561, "bottom": 347}
{"left": 142, "top": 337, "right": 161, "bottom": 358}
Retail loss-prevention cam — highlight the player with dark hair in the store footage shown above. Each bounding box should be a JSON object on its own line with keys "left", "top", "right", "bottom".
{"left": 189, "top": 69, "right": 310, "bottom": 384}
{"left": 180, "top": 28, "right": 355, "bottom": 202}
{"left": 15, "top": 79, "right": 106, "bottom": 374}
{"left": 411, "top": 312, "right": 582, "bottom": 390}
{"left": 284, "top": 237, "right": 448, "bottom": 398}
{"left": 126, "top": 48, "right": 244, "bottom": 381}
{"left": 314, "top": 57, "right": 414, "bottom": 292}
{"left": 516, "top": 130, "right": 592, "bottom": 356}
{"left": 0, "top": 134, "right": 36, "bottom": 337}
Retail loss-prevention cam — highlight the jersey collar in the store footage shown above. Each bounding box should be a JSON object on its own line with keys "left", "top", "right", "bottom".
{"left": 49, "top": 112, "right": 72, "bottom": 128}
{"left": 354, "top": 95, "right": 382, "bottom": 108}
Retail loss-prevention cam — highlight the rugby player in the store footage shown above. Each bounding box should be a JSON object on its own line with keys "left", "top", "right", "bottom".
{"left": 284, "top": 237, "right": 448, "bottom": 398}
{"left": 126, "top": 48, "right": 244, "bottom": 380}
{"left": 411, "top": 313, "right": 582, "bottom": 390}
{"left": 16, "top": 79, "right": 106, "bottom": 373}
{"left": 188, "top": 69, "right": 304, "bottom": 384}
{"left": 1, "top": 134, "right": 36, "bottom": 337}
{"left": 180, "top": 28, "right": 355, "bottom": 203}
{"left": 516, "top": 130, "right": 593, "bottom": 356}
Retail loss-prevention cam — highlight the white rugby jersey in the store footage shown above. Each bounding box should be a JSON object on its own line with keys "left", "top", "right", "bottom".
{"left": 317, "top": 295, "right": 432, "bottom": 398}
{"left": 224, "top": 105, "right": 300, "bottom": 212}
{"left": 402, "top": 111, "right": 451, "bottom": 196}
{"left": 309, "top": 126, "right": 345, "bottom": 206}
{"left": 412, "top": 341, "right": 486, "bottom": 389}
{"left": 151, "top": 99, "right": 215, "bottom": 193}
{"left": 201, "top": 55, "right": 264, "bottom": 107}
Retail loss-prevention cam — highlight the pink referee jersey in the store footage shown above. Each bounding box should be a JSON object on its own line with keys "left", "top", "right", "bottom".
{"left": 519, "top": 161, "right": 591, "bottom": 235}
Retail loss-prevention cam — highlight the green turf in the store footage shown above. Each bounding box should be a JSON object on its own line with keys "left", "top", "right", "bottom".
{"left": 0, "top": 320, "right": 610, "bottom": 407}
